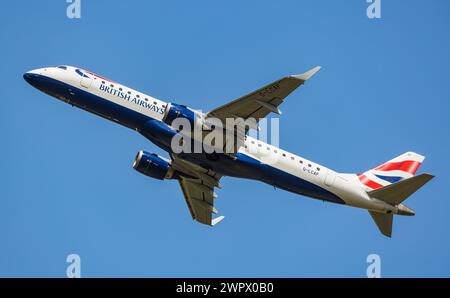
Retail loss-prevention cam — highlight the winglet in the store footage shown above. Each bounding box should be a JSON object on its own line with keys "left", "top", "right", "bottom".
{"left": 211, "top": 216, "right": 225, "bottom": 226}
{"left": 291, "top": 66, "right": 322, "bottom": 82}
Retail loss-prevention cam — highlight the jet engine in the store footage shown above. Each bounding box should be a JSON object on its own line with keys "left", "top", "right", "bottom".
{"left": 162, "top": 102, "right": 203, "bottom": 128}
{"left": 132, "top": 150, "right": 174, "bottom": 180}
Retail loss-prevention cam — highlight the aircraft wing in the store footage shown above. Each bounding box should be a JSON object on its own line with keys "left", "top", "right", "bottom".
{"left": 171, "top": 155, "right": 225, "bottom": 226}
{"left": 206, "top": 66, "right": 321, "bottom": 123}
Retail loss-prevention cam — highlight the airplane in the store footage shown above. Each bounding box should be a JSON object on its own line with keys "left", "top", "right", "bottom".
{"left": 23, "top": 65, "right": 434, "bottom": 237}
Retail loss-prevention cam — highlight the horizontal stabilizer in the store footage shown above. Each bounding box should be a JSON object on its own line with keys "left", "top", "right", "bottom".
{"left": 369, "top": 211, "right": 393, "bottom": 237}
{"left": 368, "top": 173, "right": 434, "bottom": 206}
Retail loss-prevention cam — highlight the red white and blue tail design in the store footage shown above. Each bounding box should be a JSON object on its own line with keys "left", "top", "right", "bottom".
{"left": 357, "top": 152, "right": 425, "bottom": 190}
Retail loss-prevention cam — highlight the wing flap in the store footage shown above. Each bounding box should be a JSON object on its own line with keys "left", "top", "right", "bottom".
{"left": 173, "top": 155, "right": 224, "bottom": 226}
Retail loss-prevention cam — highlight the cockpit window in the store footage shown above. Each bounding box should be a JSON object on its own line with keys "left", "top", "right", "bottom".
{"left": 57, "top": 66, "right": 67, "bottom": 70}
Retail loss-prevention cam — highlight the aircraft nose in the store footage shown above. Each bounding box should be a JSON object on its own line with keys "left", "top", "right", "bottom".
{"left": 23, "top": 71, "right": 41, "bottom": 87}
{"left": 23, "top": 72, "right": 33, "bottom": 84}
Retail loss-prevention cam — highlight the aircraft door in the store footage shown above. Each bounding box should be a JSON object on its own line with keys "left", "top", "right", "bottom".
{"left": 80, "top": 74, "right": 92, "bottom": 88}
{"left": 325, "top": 169, "right": 336, "bottom": 187}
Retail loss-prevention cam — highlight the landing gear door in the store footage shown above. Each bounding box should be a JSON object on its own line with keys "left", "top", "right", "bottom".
{"left": 325, "top": 169, "right": 336, "bottom": 187}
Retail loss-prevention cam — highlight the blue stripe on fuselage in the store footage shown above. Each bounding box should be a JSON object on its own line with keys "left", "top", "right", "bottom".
{"left": 28, "top": 74, "right": 152, "bottom": 130}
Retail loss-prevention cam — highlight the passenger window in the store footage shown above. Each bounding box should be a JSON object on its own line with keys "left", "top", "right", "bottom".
{"left": 291, "top": 157, "right": 295, "bottom": 160}
{"left": 308, "top": 164, "right": 312, "bottom": 167}
{"left": 299, "top": 160, "right": 303, "bottom": 164}
{"left": 317, "top": 167, "right": 320, "bottom": 171}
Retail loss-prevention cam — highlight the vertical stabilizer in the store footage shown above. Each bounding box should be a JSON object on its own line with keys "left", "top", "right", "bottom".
{"left": 357, "top": 152, "right": 425, "bottom": 190}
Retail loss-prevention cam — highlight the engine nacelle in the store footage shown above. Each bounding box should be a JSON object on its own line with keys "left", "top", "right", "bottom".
{"left": 132, "top": 150, "right": 173, "bottom": 180}
{"left": 162, "top": 102, "right": 203, "bottom": 128}
{"left": 161, "top": 102, "right": 217, "bottom": 148}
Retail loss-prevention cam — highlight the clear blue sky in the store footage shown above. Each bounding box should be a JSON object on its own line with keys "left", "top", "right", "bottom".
{"left": 1, "top": 0, "right": 449, "bottom": 277}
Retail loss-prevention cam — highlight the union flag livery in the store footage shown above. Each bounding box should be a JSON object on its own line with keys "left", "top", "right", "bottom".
{"left": 358, "top": 152, "right": 424, "bottom": 190}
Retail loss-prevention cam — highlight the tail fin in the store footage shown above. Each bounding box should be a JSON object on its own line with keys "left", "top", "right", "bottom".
{"left": 368, "top": 173, "right": 434, "bottom": 237}
{"left": 357, "top": 152, "right": 425, "bottom": 190}
{"left": 359, "top": 152, "right": 433, "bottom": 237}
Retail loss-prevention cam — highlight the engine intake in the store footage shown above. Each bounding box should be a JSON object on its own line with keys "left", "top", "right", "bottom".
{"left": 132, "top": 150, "right": 173, "bottom": 180}
{"left": 162, "top": 102, "right": 199, "bottom": 127}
